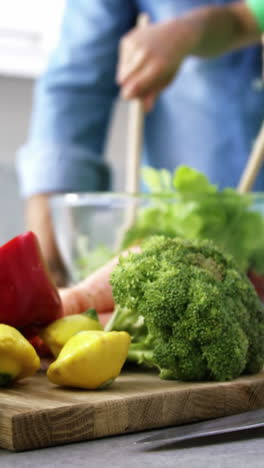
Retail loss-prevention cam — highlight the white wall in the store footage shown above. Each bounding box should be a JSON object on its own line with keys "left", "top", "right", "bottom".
{"left": 0, "top": 77, "right": 32, "bottom": 243}
{"left": 0, "top": 0, "right": 65, "bottom": 77}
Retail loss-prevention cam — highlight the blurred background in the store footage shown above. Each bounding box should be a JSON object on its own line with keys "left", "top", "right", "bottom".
{"left": 0, "top": 0, "right": 127, "bottom": 245}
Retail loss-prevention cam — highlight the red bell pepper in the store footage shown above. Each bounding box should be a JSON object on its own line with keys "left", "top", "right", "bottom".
{"left": 0, "top": 231, "right": 63, "bottom": 337}
{"left": 248, "top": 270, "right": 264, "bottom": 302}
{"left": 28, "top": 335, "right": 53, "bottom": 358}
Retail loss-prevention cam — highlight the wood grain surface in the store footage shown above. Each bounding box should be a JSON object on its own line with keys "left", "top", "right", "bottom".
{"left": 1, "top": 368, "right": 264, "bottom": 452}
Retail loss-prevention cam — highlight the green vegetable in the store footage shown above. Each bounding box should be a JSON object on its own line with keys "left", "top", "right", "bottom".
{"left": 75, "top": 241, "right": 113, "bottom": 280}
{"left": 121, "top": 166, "right": 264, "bottom": 274}
{"left": 107, "top": 236, "right": 264, "bottom": 382}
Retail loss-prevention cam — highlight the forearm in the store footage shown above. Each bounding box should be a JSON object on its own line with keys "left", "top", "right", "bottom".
{"left": 25, "top": 194, "right": 68, "bottom": 286}
{"left": 26, "top": 194, "right": 55, "bottom": 259}
{"left": 183, "top": 2, "right": 261, "bottom": 58}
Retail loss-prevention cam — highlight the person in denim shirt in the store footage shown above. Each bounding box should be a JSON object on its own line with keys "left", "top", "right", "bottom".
{"left": 17, "top": 0, "right": 264, "bottom": 284}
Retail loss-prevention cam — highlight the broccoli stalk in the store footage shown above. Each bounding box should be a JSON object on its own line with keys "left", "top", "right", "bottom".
{"left": 105, "top": 306, "right": 155, "bottom": 366}
{"left": 108, "top": 236, "right": 264, "bottom": 382}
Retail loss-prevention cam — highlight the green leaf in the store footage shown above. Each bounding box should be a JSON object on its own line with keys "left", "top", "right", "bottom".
{"left": 124, "top": 165, "right": 264, "bottom": 274}
{"left": 173, "top": 165, "right": 217, "bottom": 194}
{"left": 141, "top": 167, "right": 173, "bottom": 193}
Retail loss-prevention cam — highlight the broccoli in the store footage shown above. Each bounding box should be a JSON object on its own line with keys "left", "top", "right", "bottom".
{"left": 107, "top": 236, "right": 264, "bottom": 382}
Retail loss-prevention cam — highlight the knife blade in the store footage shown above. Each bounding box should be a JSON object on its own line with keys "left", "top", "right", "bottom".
{"left": 136, "top": 408, "right": 264, "bottom": 444}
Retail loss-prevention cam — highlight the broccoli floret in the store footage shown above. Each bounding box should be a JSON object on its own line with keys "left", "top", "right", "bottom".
{"left": 109, "top": 236, "right": 264, "bottom": 381}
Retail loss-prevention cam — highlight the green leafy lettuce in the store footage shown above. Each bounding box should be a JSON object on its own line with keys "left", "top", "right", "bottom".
{"left": 121, "top": 166, "right": 264, "bottom": 274}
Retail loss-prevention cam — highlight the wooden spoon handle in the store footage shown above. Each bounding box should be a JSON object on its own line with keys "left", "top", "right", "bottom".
{"left": 125, "top": 13, "right": 150, "bottom": 194}
{"left": 237, "top": 122, "right": 264, "bottom": 193}
{"left": 237, "top": 36, "right": 264, "bottom": 193}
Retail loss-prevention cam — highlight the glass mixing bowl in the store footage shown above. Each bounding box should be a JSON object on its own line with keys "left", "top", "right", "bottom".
{"left": 50, "top": 192, "right": 264, "bottom": 298}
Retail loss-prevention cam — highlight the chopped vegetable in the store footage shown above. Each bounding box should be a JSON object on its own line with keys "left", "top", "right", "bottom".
{"left": 108, "top": 236, "right": 264, "bottom": 381}
{"left": 47, "top": 330, "right": 130, "bottom": 389}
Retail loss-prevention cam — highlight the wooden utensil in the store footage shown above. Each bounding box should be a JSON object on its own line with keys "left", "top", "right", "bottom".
{"left": 125, "top": 13, "right": 149, "bottom": 195}
{"left": 237, "top": 121, "right": 264, "bottom": 193}
{"left": 238, "top": 36, "right": 264, "bottom": 193}
{"left": 115, "top": 13, "right": 149, "bottom": 248}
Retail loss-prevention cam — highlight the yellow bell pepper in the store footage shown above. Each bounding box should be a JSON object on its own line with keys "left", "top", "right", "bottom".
{"left": 40, "top": 309, "right": 103, "bottom": 357}
{"left": 47, "top": 330, "right": 130, "bottom": 389}
{"left": 0, "top": 324, "right": 40, "bottom": 386}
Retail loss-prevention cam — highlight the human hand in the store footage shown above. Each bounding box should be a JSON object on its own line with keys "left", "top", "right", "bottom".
{"left": 117, "top": 18, "right": 193, "bottom": 111}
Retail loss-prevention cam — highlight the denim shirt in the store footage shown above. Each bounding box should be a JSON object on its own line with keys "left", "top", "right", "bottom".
{"left": 17, "top": 0, "right": 264, "bottom": 196}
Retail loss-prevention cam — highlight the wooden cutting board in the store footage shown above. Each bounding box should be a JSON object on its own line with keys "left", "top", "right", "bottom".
{"left": 1, "top": 368, "right": 264, "bottom": 452}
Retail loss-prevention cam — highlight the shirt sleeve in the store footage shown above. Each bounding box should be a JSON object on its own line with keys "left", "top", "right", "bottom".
{"left": 16, "top": 0, "right": 137, "bottom": 197}
{"left": 246, "top": 0, "right": 264, "bottom": 31}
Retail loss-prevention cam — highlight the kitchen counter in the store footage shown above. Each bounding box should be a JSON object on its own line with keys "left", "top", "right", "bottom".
{"left": 1, "top": 426, "right": 264, "bottom": 468}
